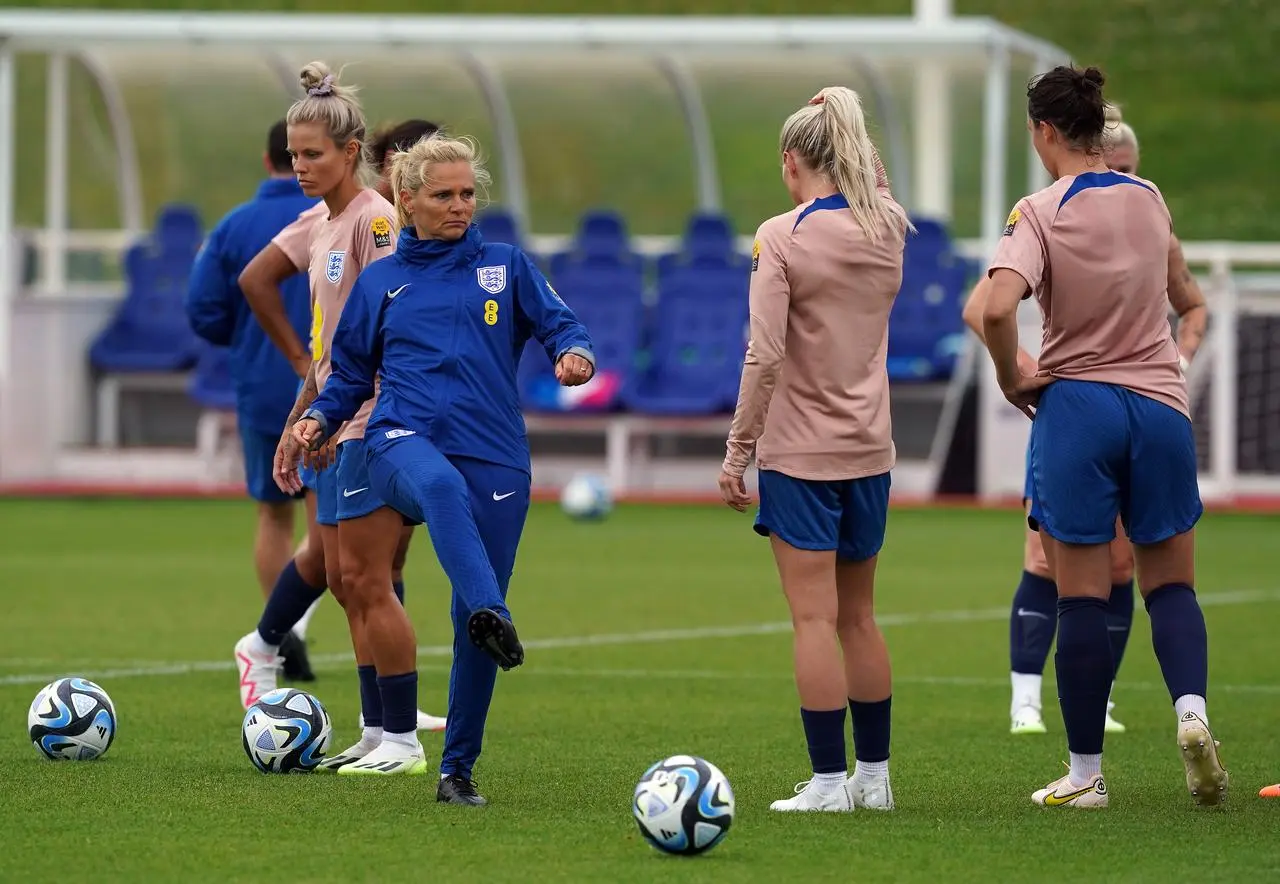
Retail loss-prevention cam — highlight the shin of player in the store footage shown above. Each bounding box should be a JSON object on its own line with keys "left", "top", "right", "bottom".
{"left": 721, "top": 87, "right": 911, "bottom": 814}
{"left": 287, "top": 133, "right": 595, "bottom": 802}
{"left": 983, "top": 65, "right": 1226, "bottom": 809}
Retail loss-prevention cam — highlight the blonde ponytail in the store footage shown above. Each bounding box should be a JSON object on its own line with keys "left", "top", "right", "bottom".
{"left": 780, "top": 86, "right": 912, "bottom": 242}
{"left": 1102, "top": 102, "right": 1139, "bottom": 153}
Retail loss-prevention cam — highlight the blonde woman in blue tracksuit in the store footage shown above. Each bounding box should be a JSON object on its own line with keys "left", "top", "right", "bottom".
{"left": 282, "top": 133, "right": 595, "bottom": 805}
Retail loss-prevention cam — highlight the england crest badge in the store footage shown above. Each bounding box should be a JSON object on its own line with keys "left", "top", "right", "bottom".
{"left": 326, "top": 250, "right": 346, "bottom": 284}
{"left": 476, "top": 265, "right": 507, "bottom": 295}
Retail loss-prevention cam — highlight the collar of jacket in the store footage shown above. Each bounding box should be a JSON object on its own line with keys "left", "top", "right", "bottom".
{"left": 396, "top": 224, "right": 484, "bottom": 270}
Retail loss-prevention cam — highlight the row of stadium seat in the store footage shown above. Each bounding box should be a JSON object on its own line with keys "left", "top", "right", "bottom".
{"left": 87, "top": 203, "right": 976, "bottom": 418}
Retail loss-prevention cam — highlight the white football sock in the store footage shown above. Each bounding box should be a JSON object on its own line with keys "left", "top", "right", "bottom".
{"left": 293, "top": 598, "right": 322, "bottom": 641}
{"left": 1011, "top": 672, "right": 1042, "bottom": 713}
{"left": 1069, "top": 752, "right": 1102, "bottom": 785}
{"left": 811, "top": 771, "right": 848, "bottom": 791}
{"left": 360, "top": 726, "right": 383, "bottom": 747}
{"left": 855, "top": 760, "right": 889, "bottom": 780}
{"left": 247, "top": 631, "right": 279, "bottom": 657}
{"left": 1174, "top": 694, "right": 1208, "bottom": 726}
{"left": 383, "top": 730, "right": 419, "bottom": 749}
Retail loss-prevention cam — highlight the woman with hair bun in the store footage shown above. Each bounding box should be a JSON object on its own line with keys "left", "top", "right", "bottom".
{"left": 720, "top": 86, "right": 912, "bottom": 814}
{"left": 979, "top": 64, "right": 1227, "bottom": 809}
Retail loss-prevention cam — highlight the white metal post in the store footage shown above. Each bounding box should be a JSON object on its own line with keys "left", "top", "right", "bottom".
{"left": 979, "top": 43, "right": 1010, "bottom": 250}
{"left": 911, "top": 0, "right": 952, "bottom": 220}
{"left": 0, "top": 44, "right": 15, "bottom": 390}
{"left": 44, "top": 51, "right": 68, "bottom": 294}
{"left": 1209, "top": 256, "right": 1238, "bottom": 497}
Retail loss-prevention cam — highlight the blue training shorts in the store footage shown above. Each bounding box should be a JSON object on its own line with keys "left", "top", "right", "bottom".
{"left": 239, "top": 426, "right": 303, "bottom": 505}
{"left": 335, "top": 439, "right": 395, "bottom": 522}
{"left": 753, "top": 469, "right": 891, "bottom": 562}
{"left": 313, "top": 462, "right": 339, "bottom": 527}
{"left": 1028, "top": 379, "right": 1202, "bottom": 545}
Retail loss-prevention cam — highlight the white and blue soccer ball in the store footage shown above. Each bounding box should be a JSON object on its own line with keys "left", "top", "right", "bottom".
{"left": 560, "top": 472, "right": 613, "bottom": 521}
{"left": 28, "top": 677, "right": 117, "bottom": 761}
{"left": 633, "top": 755, "right": 735, "bottom": 856}
{"left": 241, "top": 688, "right": 332, "bottom": 774}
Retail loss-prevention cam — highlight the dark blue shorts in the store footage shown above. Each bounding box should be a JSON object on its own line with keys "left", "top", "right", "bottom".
{"left": 1028, "top": 379, "right": 1202, "bottom": 545}
{"left": 299, "top": 462, "right": 319, "bottom": 492}
{"left": 313, "top": 462, "right": 339, "bottom": 527}
{"left": 753, "top": 469, "right": 891, "bottom": 562}
{"left": 334, "top": 439, "right": 394, "bottom": 522}
{"left": 239, "top": 426, "right": 302, "bottom": 505}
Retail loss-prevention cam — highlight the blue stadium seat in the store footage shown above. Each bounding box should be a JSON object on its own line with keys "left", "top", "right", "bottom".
{"left": 657, "top": 212, "right": 749, "bottom": 279}
{"left": 154, "top": 203, "right": 204, "bottom": 256}
{"left": 476, "top": 208, "right": 523, "bottom": 249}
{"left": 548, "top": 209, "right": 640, "bottom": 278}
{"left": 89, "top": 242, "right": 200, "bottom": 373}
{"left": 188, "top": 340, "right": 236, "bottom": 411}
{"left": 887, "top": 259, "right": 971, "bottom": 381}
{"left": 519, "top": 296, "right": 644, "bottom": 413}
{"left": 906, "top": 215, "right": 952, "bottom": 264}
{"left": 623, "top": 296, "right": 747, "bottom": 415}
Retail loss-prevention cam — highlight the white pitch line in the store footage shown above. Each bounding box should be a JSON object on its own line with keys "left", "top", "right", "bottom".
{"left": 1, "top": 588, "right": 1276, "bottom": 689}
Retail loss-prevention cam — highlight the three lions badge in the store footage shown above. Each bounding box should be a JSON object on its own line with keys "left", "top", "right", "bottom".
{"left": 371, "top": 216, "right": 392, "bottom": 249}
{"left": 325, "top": 251, "right": 345, "bottom": 284}
{"left": 477, "top": 265, "right": 507, "bottom": 295}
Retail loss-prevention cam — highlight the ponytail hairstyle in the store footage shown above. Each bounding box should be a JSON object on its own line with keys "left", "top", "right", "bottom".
{"left": 285, "top": 61, "right": 375, "bottom": 188}
{"left": 387, "top": 134, "right": 492, "bottom": 232}
{"left": 779, "top": 86, "right": 912, "bottom": 241}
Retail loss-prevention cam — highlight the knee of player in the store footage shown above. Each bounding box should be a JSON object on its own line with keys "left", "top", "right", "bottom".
{"left": 1110, "top": 563, "right": 1135, "bottom": 585}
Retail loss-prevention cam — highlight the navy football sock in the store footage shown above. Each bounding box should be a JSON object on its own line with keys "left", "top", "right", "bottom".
{"left": 1055, "top": 596, "right": 1113, "bottom": 756}
{"left": 378, "top": 671, "right": 419, "bottom": 736}
{"left": 799, "top": 707, "right": 848, "bottom": 775}
{"left": 1010, "top": 571, "right": 1058, "bottom": 674}
{"left": 393, "top": 580, "right": 405, "bottom": 606}
{"left": 256, "top": 560, "right": 326, "bottom": 647}
{"left": 357, "top": 664, "right": 382, "bottom": 730}
{"left": 1107, "top": 579, "right": 1135, "bottom": 679}
{"left": 848, "top": 697, "right": 891, "bottom": 763}
{"left": 1144, "top": 583, "right": 1208, "bottom": 702}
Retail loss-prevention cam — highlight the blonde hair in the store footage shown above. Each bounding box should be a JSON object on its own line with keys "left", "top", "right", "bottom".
{"left": 779, "top": 86, "right": 912, "bottom": 242}
{"left": 1102, "top": 103, "right": 1139, "bottom": 153}
{"left": 285, "top": 61, "right": 375, "bottom": 188}
{"left": 388, "top": 134, "right": 493, "bottom": 231}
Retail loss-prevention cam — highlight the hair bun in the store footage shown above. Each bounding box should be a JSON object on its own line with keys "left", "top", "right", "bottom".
{"left": 1103, "top": 102, "right": 1123, "bottom": 124}
{"left": 1080, "top": 66, "right": 1105, "bottom": 91}
{"left": 299, "top": 61, "right": 335, "bottom": 98}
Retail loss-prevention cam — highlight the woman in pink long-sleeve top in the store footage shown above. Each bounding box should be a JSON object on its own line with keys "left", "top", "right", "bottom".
{"left": 719, "top": 86, "right": 912, "bottom": 814}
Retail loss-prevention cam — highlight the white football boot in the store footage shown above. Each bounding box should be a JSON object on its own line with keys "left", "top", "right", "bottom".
{"left": 1104, "top": 700, "right": 1127, "bottom": 734}
{"left": 848, "top": 774, "right": 895, "bottom": 810}
{"left": 318, "top": 734, "right": 381, "bottom": 772}
{"left": 769, "top": 778, "right": 854, "bottom": 812}
{"left": 338, "top": 738, "right": 428, "bottom": 776}
{"left": 1011, "top": 704, "right": 1047, "bottom": 735}
{"left": 1033, "top": 772, "right": 1109, "bottom": 808}
{"left": 1177, "top": 711, "right": 1228, "bottom": 806}
{"left": 234, "top": 632, "right": 281, "bottom": 709}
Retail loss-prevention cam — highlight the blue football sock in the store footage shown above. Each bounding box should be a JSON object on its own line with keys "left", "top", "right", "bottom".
{"left": 256, "top": 560, "right": 326, "bottom": 647}
{"left": 378, "top": 671, "right": 419, "bottom": 735}
{"left": 848, "top": 696, "right": 891, "bottom": 763}
{"left": 357, "top": 665, "right": 382, "bottom": 730}
{"left": 1010, "top": 571, "right": 1058, "bottom": 674}
{"left": 1144, "top": 583, "right": 1208, "bottom": 701}
{"left": 1107, "top": 579, "right": 1135, "bottom": 679}
{"left": 1055, "top": 596, "right": 1113, "bottom": 756}
{"left": 393, "top": 580, "right": 405, "bottom": 606}
{"left": 799, "top": 707, "right": 848, "bottom": 775}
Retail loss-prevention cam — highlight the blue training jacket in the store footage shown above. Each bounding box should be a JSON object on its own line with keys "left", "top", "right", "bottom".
{"left": 185, "top": 178, "right": 319, "bottom": 435}
{"left": 307, "top": 224, "right": 594, "bottom": 475}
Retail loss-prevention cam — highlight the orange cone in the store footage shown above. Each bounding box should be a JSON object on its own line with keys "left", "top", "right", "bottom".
{"left": 1260, "top": 783, "right": 1280, "bottom": 799}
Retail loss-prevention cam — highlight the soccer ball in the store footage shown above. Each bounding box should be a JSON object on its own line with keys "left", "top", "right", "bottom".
{"left": 633, "top": 755, "right": 735, "bottom": 856}
{"left": 28, "top": 677, "right": 117, "bottom": 761}
{"left": 241, "top": 688, "right": 332, "bottom": 773}
{"left": 560, "top": 472, "right": 612, "bottom": 521}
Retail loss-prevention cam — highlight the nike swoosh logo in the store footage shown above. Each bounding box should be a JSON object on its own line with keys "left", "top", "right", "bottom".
{"left": 343, "top": 487, "right": 368, "bottom": 498}
{"left": 1043, "top": 784, "right": 1098, "bottom": 806}
{"left": 387, "top": 284, "right": 410, "bottom": 299}
{"left": 1017, "top": 608, "right": 1050, "bottom": 620}
{"left": 492, "top": 491, "right": 516, "bottom": 501}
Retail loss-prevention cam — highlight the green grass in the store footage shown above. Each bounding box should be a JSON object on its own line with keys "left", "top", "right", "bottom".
{"left": 3, "top": 0, "right": 1276, "bottom": 240}
{"left": 1, "top": 499, "right": 1279, "bottom": 881}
